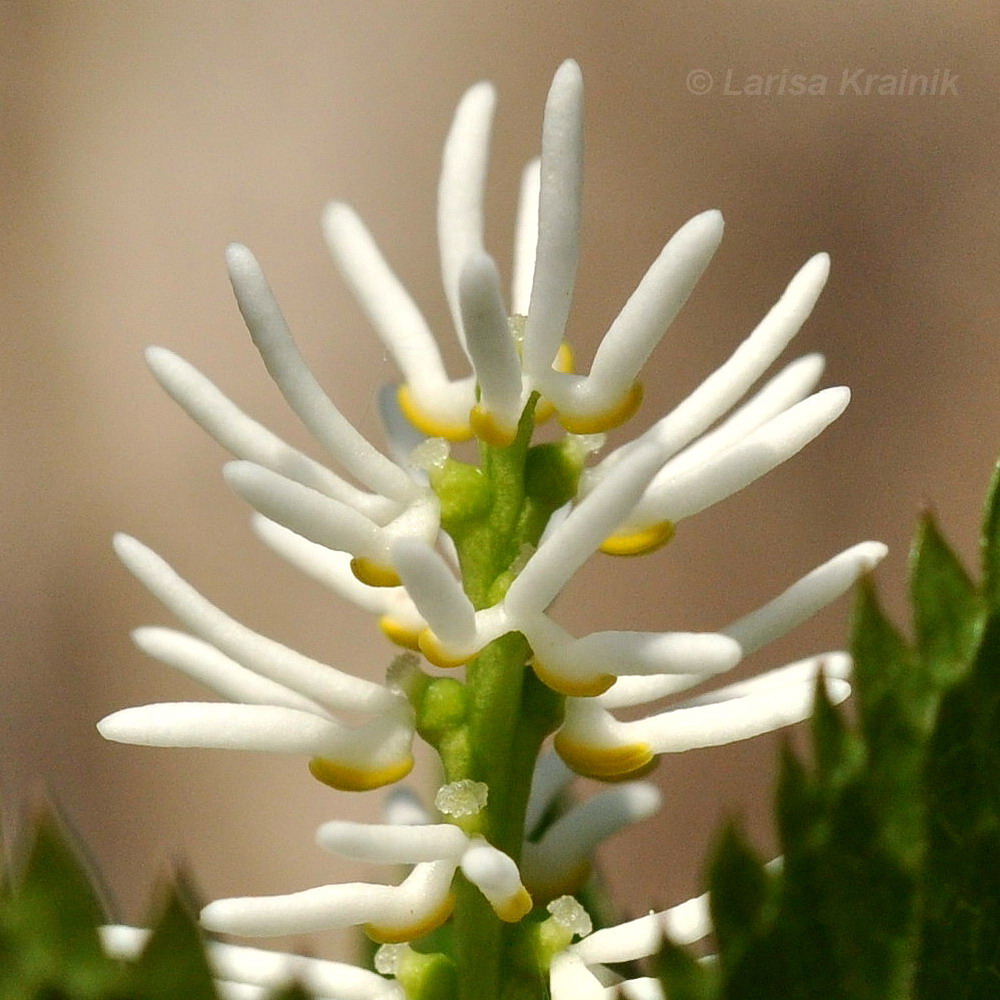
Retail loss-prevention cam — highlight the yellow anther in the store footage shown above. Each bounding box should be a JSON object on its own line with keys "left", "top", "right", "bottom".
{"left": 418, "top": 629, "right": 474, "bottom": 669}
{"left": 600, "top": 519, "right": 676, "bottom": 557}
{"left": 350, "top": 557, "right": 402, "bottom": 588}
{"left": 309, "top": 754, "right": 414, "bottom": 792}
{"left": 398, "top": 385, "right": 473, "bottom": 442}
{"left": 553, "top": 732, "right": 657, "bottom": 782}
{"left": 469, "top": 404, "right": 518, "bottom": 447}
{"left": 531, "top": 659, "right": 616, "bottom": 698}
{"left": 493, "top": 886, "right": 534, "bottom": 923}
{"left": 364, "top": 893, "right": 456, "bottom": 944}
{"left": 557, "top": 381, "right": 644, "bottom": 435}
{"left": 378, "top": 616, "right": 423, "bottom": 651}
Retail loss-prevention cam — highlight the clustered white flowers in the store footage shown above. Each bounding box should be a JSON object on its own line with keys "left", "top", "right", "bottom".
{"left": 99, "top": 59, "right": 884, "bottom": 1000}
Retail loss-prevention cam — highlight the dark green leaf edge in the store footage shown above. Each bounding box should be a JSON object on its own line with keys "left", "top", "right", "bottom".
{"left": 657, "top": 457, "right": 1000, "bottom": 1000}
{"left": 0, "top": 807, "right": 316, "bottom": 1000}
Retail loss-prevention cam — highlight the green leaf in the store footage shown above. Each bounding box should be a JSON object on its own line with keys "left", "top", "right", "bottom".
{"left": 124, "top": 886, "right": 219, "bottom": 1000}
{"left": 979, "top": 457, "right": 1000, "bottom": 609}
{"left": 707, "top": 823, "right": 770, "bottom": 971}
{"left": 0, "top": 808, "right": 125, "bottom": 1000}
{"left": 916, "top": 611, "right": 1000, "bottom": 999}
{"left": 910, "top": 511, "right": 983, "bottom": 685}
{"left": 652, "top": 933, "right": 718, "bottom": 1000}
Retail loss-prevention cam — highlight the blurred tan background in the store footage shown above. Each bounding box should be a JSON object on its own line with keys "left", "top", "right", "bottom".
{"left": 2, "top": 0, "right": 999, "bottom": 957}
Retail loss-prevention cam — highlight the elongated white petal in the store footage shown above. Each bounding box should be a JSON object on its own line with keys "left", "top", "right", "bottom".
{"left": 391, "top": 538, "right": 477, "bottom": 649}
{"left": 459, "top": 838, "right": 532, "bottom": 921}
{"left": 678, "top": 652, "right": 851, "bottom": 707}
{"left": 322, "top": 203, "right": 448, "bottom": 393}
{"left": 525, "top": 750, "right": 574, "bottom": 835}
{"left": 114, "top": 534, "right": 395, "bottom": 712}
{"left": 99, "top": 928, "right": 404, "bottom": 1000}
{"left": 131, "top": 627, "right": 325, "bottom": 714}
{"left": 565, "top": 671, "right": 849, "bottom": 759}
{"left": 225, "top": 243, "right": 415, "bottom": 503}
{"left": 226, "top": 461, "right": 387, "bottom": 561}
{"left": 724, "top": 541, "right": 888, "bottom": 655}
{"left": 525, "top": 614, "right": 743, "bottom": 694}
{"left": 511, "top": 159, "right": 541, "bottom": 315}
{"left": 201, "top": 860, "right": 456, "bottom": 938}
{"left": 98, "top": 703, "right": 343, "bottom": 754}
{"left": 251, "top": 516, "right": 424, "bottom": 628}
{"left": 145, "top": 347, "right": 395, "bottom": 522}
{"left": 549, "top": 953, "right": 609, "bottom": 1000}
{"left": 595, "top": 252, "right": 831, "bottom": 476}
{"left": 505, "top": 440, "right": 669, "bottom": 617}
{"left": 384, "top": 787, "right": 432, "bottom": 827}
{"left": 541, "top": 210, "right": 725, "bottom": 416}
{"left": 571, "top": 893, "right": 712, "bottom": 965}
{"left": 523, "top": 783, "right": 661, "bottom": 894}
{"left": 596, "top": 673, "right": 706, "bottom": 709}
{"left": 461, "top": 252, "right": 524, "bottom": 436}
{"left": 316, "top": 820, "right": 467, "bottom": 864}
{"left": 522, "top": 60, "right": 584, "bottom": 381}
{"left": 439, "top": 81, "right": 496, "bottom": 346}
{"left": 653, "top": 352, "right": 826, "bottom": 484}
{"left": 630, "top": 385, "right": 850, "bottom": 525}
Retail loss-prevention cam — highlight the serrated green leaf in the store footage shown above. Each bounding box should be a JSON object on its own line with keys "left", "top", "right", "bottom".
{"left": 0, "top": 809, "right": 125, "bottom": 1000}
{"left": 125, "top": 888, "right": 218, "bottom": 1000}
{"left": 979, "top": 457, "right": 1000, "bottom": 609}
{"left": 911, "top": 511, "right": 983, "bottom": 684}
{"left": 916, "top": 611, "right": 1000, "bottom": 1000}
{"left": 652, "top": 933, "right": 718, "bottom": 1000}
{"left": 707, "top": 823, "right": 769, "bottom": 968}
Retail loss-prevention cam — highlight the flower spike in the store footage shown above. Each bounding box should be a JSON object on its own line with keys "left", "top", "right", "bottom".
{"left": 101, "top": 58, "right": 887, "bottom": 1000}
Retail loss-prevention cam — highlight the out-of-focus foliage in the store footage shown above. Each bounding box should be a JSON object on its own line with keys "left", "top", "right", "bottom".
{"left": 658, "top": 460, "right": 1000, "bottom": 999}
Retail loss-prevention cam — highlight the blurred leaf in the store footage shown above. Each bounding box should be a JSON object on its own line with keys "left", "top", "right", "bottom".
{"left": 979, "top": 457, "right": 1000, "bottom": 609}
{"left": 657, "top": 469, "right": 1000, "bottom": 1000}
{"left": 0, "top": 808, "right": 125, "bottom": 1000}
{"left": 910, "top": 511, "right": 983, "bottom": 685}
{"left": 652, "top": 933, "right": 717, "bottom": 1000}
{"left": 916, "top": 612, "right": 1000, "bottom": 999}
{"left": 125, "top": 888, "right": 218, "bottom": 1000}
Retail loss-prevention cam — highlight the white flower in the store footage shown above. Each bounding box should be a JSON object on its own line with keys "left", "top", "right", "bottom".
{"left": 555, "top": 541, "right": 886, "bottom": 780}
{"left": 99, "top": 925, "right": 404, "bottom": 1000}
{"left": 521, "top": 752, "right": 663, "bottom": 900}
{"left": 144, "top": 243, "right": 440, "bottom": 590}
{"left": 200, "top": 813, "right": 531, "bottom": 943}
{"left": 98, "top": 535, "right": 415, "bottom": 791}
{"left": 324, "top": 61, "right": 724, "bottom": 446}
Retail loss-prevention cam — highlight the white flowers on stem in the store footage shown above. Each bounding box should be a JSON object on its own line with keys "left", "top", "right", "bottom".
{"left": 99, "top": 54, "right": 886, "bottom": 998}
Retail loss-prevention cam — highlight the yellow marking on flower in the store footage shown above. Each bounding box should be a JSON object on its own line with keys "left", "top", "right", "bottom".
{"left": 526, "top": 861, "right": 592, "bottom": 904}
{"left": 535, "top": 343, "right": 575, "bottom": 423}
{"left": 398, "top": 385, "right": 473, "bottom": 442}
{"left": 557, "top": 381, "right": 644, "bottom": 435}
{"left": 469, "top": 404, "right": 518, "bottom": 447}
{"left": 492, "top": 886, "right": 534, "bottom": 923}
{"left": 418, "top": 629, "right": 475, "bottom": 669}
{"left": 379, "top": 616, "right": 423, "bottom": 651}
{"left": 363, "top": 893, "right": 456, "bottom": 944}
{"left": 531, "top": 659, "right": 616, "bottom": 697}
{"left": 350, "top": 557, "right": 402, "bottom": 588}
{"left": 600, "top": 519, "right": 676, "bottom": 557}
{"left": 309, "top": 754, "right": 414, "bottom": 792}
{"left": 554, "top": 732, "right": 657, "bottom": 781}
